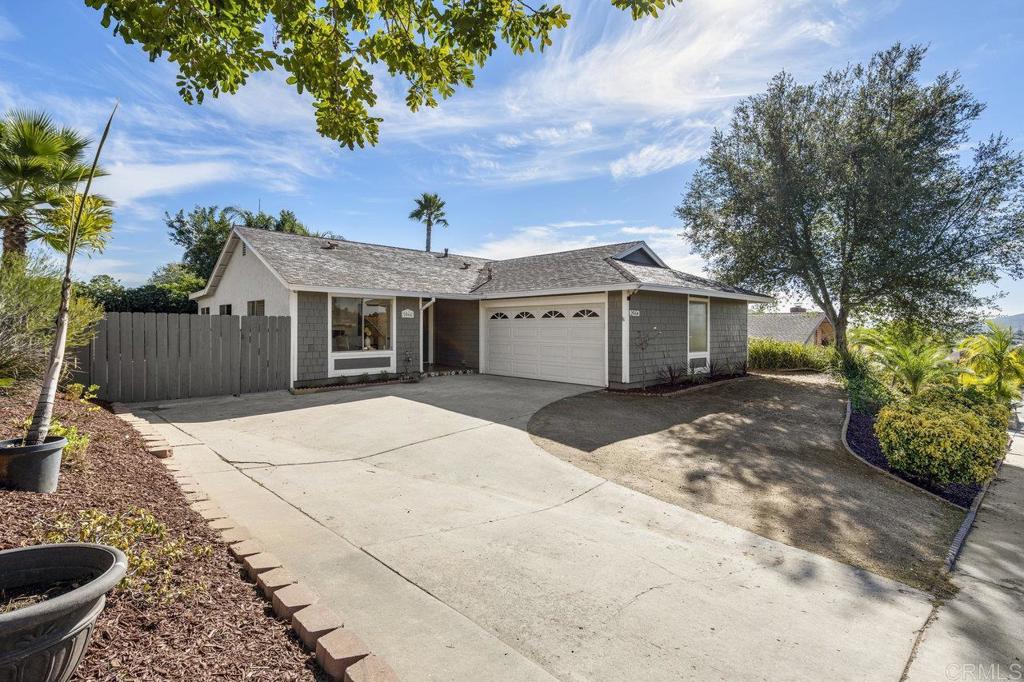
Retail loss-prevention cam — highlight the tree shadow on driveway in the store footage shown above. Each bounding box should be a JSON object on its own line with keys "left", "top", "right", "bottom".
{"left": 528, "top": 373, "right": 964, "bottom": 594}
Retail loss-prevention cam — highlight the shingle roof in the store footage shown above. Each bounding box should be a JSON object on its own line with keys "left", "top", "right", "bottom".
{"left": 748, "top": 312, "right": 827, "bottom": 344}
{"left": 472, "top": 242, "right": 641, "bottom": 294}
{"left": 210, "top": 227, "right": 771, "bottom": 301}
{"left": 237, "top": 227, "right": 489, "bottom": 295}
{"left": 613, "top": 261, "right": 766, "bottom": 297}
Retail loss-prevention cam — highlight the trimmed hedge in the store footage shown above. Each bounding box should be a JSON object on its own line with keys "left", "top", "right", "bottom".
{"left": 875, "top": 388, "right": 1007, "bottom": 485}
{"left": 748, "top": 337, "right": 834, "bottom": 371}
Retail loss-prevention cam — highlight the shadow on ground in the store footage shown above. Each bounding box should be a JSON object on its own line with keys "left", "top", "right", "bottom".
{"left": 528, "top": 373, "right": 964, "bottom": 593}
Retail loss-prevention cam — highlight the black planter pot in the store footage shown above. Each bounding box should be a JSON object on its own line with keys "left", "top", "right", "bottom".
{"left": 0, "top": 436, "right": 67, "bottom": 494}
{"left": 0, "top": 543, "right": 128, "bottom": 682}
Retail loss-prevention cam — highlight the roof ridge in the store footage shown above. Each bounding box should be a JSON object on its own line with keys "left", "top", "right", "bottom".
{"left": 235, "top": 226, "right": 487, "bottom": 262}
{"left": 492, "top": 240, "right": 643, "bottom": 264}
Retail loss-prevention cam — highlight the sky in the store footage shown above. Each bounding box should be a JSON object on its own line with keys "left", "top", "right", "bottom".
{"left": 1, "top": 0, "right": 1022, "bottom": 314}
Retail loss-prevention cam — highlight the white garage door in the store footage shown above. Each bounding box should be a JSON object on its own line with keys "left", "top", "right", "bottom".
{"left": 485, "top": 303, "right": 605, "bottom": 387}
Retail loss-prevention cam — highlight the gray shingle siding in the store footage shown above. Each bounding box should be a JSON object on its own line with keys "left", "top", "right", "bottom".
{"left": 395, "top": 296, "right": 421, "bottom": 374}
{"left": 435, "top": 299, "right": 479, "bottom": 368}
{"left": 711, "top": 298, "right": 748, "bottom": 371}
{"left": 627, "top": 291, "right": 688, "bottom": 385}
{"left": 607, "top": 291, "right": 622, "bottom": 384}
{"left": 297, "top": 291, "right": 328, "bottom": 382}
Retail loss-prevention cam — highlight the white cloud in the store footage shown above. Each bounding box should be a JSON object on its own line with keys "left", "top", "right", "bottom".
{"left": 72, "top": 256, "right": 149, "bottom": 286}
{"left": 469, "top": 227, "right": 604, "bottom": 261}
{"left": 0, "top": 15, "right": 20, "bottom": 42}
{"left": 620, "top": 226, "right": 678, "bottom": 236}
{"left": 496, "top": 121, "right": 594, "bottom": 148}
{"left": 609, "top": 134, "right": 707, "bottom": 179}
{"left": 95, "top": 160, "right": 238, "bottom": 206}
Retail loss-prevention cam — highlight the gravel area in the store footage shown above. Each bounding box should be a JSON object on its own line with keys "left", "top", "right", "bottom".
{"left": 529, "top": 372, "right": 964, "bottom": 594}
{"left": 845, "top": 409, "right": 981, "bottom": 509}
{"left": 0, "top": 382, "right": 323, "bottom": 681}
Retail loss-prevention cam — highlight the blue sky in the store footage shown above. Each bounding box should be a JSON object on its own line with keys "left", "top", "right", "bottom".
{"left": 2, "top": 0, "right": 1022, "bottom": 313}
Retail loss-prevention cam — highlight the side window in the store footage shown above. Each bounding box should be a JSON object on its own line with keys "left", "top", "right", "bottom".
{"left": 219, "top": 304, "right": 232, "bottom": 315}
{"left": 247, "top": 300, "right": 265, "bottom": 316}
{"left": 199, "top": 307, "right": 210, "bottom": 315}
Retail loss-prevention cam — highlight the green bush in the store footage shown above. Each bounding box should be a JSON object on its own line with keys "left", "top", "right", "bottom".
{"left": 910, "top": 385, "right": 1011, "bottom": 432}
{"left": 748, "top": 337, "right": 834, "bottom": 371}
{"left": 0, "top": 254, "right": 103, "bottom": 382}
{"left": 835, "top": 350, "right": 893, "bottom": 415}
{"left": 875, "top": 402, "right": 1004, "bottom": 485}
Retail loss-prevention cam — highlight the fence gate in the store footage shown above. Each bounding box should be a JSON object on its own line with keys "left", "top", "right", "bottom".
{"left": 74, "top": 313, "right": 291, "bottom": 403}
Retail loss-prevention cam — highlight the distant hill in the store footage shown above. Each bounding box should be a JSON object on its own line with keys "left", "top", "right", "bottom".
{"left": 992, "top": 313, "right": 1024, "bottom": 336}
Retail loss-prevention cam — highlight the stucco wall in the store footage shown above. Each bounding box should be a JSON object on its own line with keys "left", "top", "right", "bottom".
{"left": 296, "top": 291, "right": 328, "bottom": 382}
{"left": 607, "top": 290, "right": 622, "bottom": 384}
{"left": 395, "top": 296, "right": 421, "bottom": 374}
{"left": 193, "top": 241, "right": 290, "bottom": 316}
{"left": 710, "top": 298, "right": 749, "bottom": 371}
{"left": 435, "top": 299, "right": 479, "bottom": 369}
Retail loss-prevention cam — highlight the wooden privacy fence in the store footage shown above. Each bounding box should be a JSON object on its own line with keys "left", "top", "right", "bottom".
{"left": 74, "top": 313, "right": 291, "bottom": 403}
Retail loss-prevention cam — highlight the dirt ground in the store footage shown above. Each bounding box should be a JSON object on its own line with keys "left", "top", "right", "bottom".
{"left": 528, "top": 372, "right": 964, "bottom": 594}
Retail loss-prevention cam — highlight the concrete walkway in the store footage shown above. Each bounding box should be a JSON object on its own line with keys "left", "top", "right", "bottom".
{"left": 135, "top": 375, "right": 934, "bottom": 681}
{"left": 905, "top": 404, "right": 1024, "bottom": 682}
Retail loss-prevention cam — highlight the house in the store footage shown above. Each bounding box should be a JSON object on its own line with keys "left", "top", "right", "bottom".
{"left": 190, "top": 227, "right": 772, "bottom": 389}
{"left": 748, "top": 307, "right": 835, "bottom": 346}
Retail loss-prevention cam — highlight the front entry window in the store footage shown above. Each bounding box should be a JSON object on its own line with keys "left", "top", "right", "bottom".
{"left": 688, "top": 300, "right": 708, "bottom": 354}
{"left": 331, "top": 297, "right": 392, "bottom": 351}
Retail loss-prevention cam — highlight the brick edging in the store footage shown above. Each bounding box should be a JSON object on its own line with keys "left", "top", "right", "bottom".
{"left": 111, "top": 405, "right": 400, "bottom": 681}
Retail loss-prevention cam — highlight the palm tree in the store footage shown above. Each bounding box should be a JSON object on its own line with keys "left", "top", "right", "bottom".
{"left": 408, "top": 192, "right": 448, "bottom": 252}
{"left": 0, "top": 110, "right": 102, "bottom": 260}
{"left": 852, "top": 325, "right": 955, "bottom": 396}
{"left": 959, "top": 321, "right": 1024, "bottom": 402}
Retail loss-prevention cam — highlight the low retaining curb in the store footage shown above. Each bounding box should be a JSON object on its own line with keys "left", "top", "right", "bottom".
{"left": 110, "top": 405, "right": 400, "bottom": 681}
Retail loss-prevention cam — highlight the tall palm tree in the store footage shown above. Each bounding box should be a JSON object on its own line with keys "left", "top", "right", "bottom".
{"left": 0, "top": 110, "right": 101, "bottom": 259}
{"left": 408, "top": 192, "right": 448, "bottom": 252}
{"left": 852, "top": 325, "right": 955, "bottom": 396}
{"left": 959, "top": 321, "right": 1024, "bottom": 402}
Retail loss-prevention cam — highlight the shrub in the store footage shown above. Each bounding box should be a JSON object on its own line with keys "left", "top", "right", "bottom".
{"left": 40, "top": 507, "right": 211, "bottom": 604}
{"left": 18, "top": 417, "right": 91, "bottom": 468}
{"left": 911, "top": 385, "right": 1011, "bottom": 432}
{"left": 748, "top": 338, "right": 834, "bottom": 371}
{"left": 0, "top": 254, "right": 103, "bottom": 382}
{"left": 875, "top": 403, "right": 1004, "bottom": 485}
{"left": 832, "top": 350, "right": 893, "bottom": 415}
{"left": 657, "top": 364, "right": 687, "bottom": 385}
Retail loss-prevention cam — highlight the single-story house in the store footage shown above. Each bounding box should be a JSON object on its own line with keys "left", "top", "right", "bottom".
{"left": 748, "top": 307, "right": 835, "bottom": 346}
{"left": 190, "top": 227, "right": 772, "bottom": 389}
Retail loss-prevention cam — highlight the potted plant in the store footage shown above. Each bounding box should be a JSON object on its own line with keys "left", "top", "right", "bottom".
{"left": 0, "top": 106, "right": 115, "bottom": 493}
{"left": 0, "top": 543, "right": 128, "bottom": 681}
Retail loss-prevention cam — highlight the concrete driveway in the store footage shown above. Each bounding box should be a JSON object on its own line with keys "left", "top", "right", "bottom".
{"left": 138, "top": 375, "right": 933, "bottom": 682}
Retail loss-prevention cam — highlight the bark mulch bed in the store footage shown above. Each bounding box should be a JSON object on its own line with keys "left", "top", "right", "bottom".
{"left": 846, "top": 408, "right": 981, "bottom": 509}
{"left": 0, "top": 382, "right": 324, "bottom": 681}
{"left": 608, "top": 372, "right": 748, "bottom": 395}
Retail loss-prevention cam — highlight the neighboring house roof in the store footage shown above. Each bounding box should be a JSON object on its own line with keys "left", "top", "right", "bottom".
{"left": 192, "top": 227, "right": 773, "bottom": 302}
{"left": 748, "top": 312, "right": 828, "bottom": 344}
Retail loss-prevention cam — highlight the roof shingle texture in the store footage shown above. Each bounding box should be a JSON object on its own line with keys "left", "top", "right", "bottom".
{"left": 235, "top": 227, "right": 768, "bottom": 299}
{"left": 748, "top": 312, "right": 827, "bottom": 344}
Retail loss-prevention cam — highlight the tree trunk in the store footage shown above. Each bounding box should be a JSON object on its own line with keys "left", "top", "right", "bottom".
{"left": 25, "top": 236, "right": 74, "bottom": 445}
{"left": 1, "top": 215, "right": 29, "bottom": 262}
{"left": 425, "top": 220, "right": 432, "bottom": 252}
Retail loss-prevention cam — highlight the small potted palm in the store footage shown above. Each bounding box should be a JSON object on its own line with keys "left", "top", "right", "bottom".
{"left": 0, "top": 109, "right": 113, "bottom": 493}
{"left": 0, "top": 106, "right": 129, "bottom": 682}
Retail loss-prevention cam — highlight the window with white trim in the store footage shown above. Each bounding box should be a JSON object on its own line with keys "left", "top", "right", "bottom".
{"left": 688, "top": 300, "right": 708, "bottom": 354}
{"left": 199, "top": 307, "right": 210, "bottom": 315}
{"left": 514, "top": 311, "right": 535, "bottom": 319}
{"left": 331, "top": 297, "right": 392, "bottom": 352}
{"left": 541, "top": 310, "right": 565, "bottom": 318}
{"left": 573, "top": 309, "right": 599, "bottom": 318}
{"left": 489, "top": 312, "right": 509, "bottom": 320}
{"left": 218, "top": 304, "right": 232, "bottom": 315}
{"left": 247, "top": 299, "right": 265, "bottom": 316}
